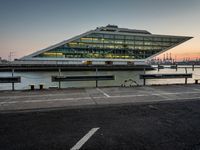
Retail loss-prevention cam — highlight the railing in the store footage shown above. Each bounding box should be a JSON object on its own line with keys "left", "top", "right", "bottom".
{"left": 152, "top": 64, "right": 199, "bottom": 71}
{"left": 0, "top": 76, "right": 21, "bottom": 90}
{"left": 52, "top": 75, "right": 115, "bottom": 88}
{"left": 140, "top": 73, "right": 192, "bottom": 85}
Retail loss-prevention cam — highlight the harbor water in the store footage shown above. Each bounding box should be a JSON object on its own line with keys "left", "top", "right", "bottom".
{"left": 0, "top": 66, "right": 200, "bottom": 90}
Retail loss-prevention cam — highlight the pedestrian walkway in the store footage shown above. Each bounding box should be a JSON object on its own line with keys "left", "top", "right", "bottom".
{"left": 1, "top": 84, "right": 200, "bottom": 112}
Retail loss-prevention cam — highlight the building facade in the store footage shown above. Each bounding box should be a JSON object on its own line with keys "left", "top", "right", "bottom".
{"left": 20, "top": 25, "right": 192, "bottom": 65}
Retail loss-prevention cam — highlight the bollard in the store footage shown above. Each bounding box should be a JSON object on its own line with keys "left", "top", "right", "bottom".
{"left": 195, "top": 80, "right": 198, "bottom": 84}
{"left": 30, "top": 84, "right": 35, "bottom": 90}
{"left": 39, "top": 84, "right": 44, "bottom": 90}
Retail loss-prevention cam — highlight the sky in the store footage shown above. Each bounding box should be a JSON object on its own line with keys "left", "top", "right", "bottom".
{"left": 0, "top": 0, "right": 200, "bottom": 61}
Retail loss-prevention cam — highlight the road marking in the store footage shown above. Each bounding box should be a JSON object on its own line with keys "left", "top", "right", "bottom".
{"left": 1, "top": 91, "right": 200, "bottom": 105}
{"left": 0, "top": 101, "right": 18, "bottom": 104}
{"left": 191, "top": 88, "right": 200, "bottom": 92}
{"left": 106, "top": 91, "right": 200, "bottom": 98}
{"left": 1, "top": 89, "right": 200, "bottom": 100}
{"left": 96, "top": 88, "right": 110, "bottom": 97}
{"left": 0, "top": 93, "right": 87, "bottom": 100}
{"left": 93, "top": 93, "right": 200, "bottom": 100}
{"left": 24, "top": 97, "right": 91, "bottom": 103}
{"left": 70, "top": 127, "right": 100, "bottom": 150}
{"left": 0, "top": 97, "right": 91, "bottom": 105}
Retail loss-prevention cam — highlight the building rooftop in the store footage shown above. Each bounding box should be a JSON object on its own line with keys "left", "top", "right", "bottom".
{"left": 96, "top": 24, "right": 151, "bottom": 35}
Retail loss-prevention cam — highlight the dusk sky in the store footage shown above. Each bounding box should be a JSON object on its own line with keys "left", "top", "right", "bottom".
{"left": 0, "top": 0, "right": 200, "bottom": 60}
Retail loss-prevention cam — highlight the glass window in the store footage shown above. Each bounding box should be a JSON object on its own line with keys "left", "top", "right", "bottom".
{"left": 103, "top": 39, "right": 115, "bottom": 44}
{"left": 93, "top": 38, "right": 103, "bottom": 44}
{"left": 143, "top": 46, "right": 153, "bottom": 50}
{"left": 115, "top": 35, "right": 124, "bottom": 39}
{"left": 144, "top": 41, "right": 152, "bottom": 45}
{"left": 81, "top": 37, "right": 93, "bottom": 43}
{"left": 78, "top": 43, "right": 87, "bottom": 48}
{"left": 135, "top": 46, "right": 143, "bottom": 50}
{"left": 125, "top": 40, "right": 134, "bottom": 44}
{"left": 152, "top": 42, "right": 161, "bottom": 46}
{"left": 88, "top": 33, "right": 103, "bottom": 38}
{"left": 115, "top": 45, "right": 124, "bottom": 49}
{"left": 125, "top": 35, "right": 134, "bottom": 40}
{"left": 104, "top": 44, "right": 115, "bottom": 49}
{"left": 144, "top": 37, "right": 152, "bottom": 41}
{"left": 135, "top": 41, "right": 143, "bottom": 45}
{"left": 135, "top": 36, "right": 143, "bottom": 41}
{"left": 68, "top": 42, "right": 79, "bottom": 48}
{"left": 104, "top": 34, "right": 114, "bottom": 39}
{"left": 161, "top": 42, "right": 171, "bottom": 46}
{"left": 153, "top": 46, "right": 162, "bottom": 50}
{"left": 162, "top": 38, "right": 170, "bottom": 42}
{"left": 115, "top": 40, "right": 124, "bottom": 44}
{"left": 171, "top": 38, "right": 179, "bottom": 42}
{"left": 153, "top": 37, "right": 162, "bottom": 41}
{"left": 127, "top": 45, "right": 134, "bottom": 49}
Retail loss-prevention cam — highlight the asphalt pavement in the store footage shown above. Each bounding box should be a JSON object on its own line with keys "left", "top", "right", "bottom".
{"left": 1, "top": 84, "right": 200, "bottom": 112}
{"left": 1, "top": 84, "right": 200, "bottom": 149}
{"left": 1, "top": 99, "right": 200, "bottom": 150}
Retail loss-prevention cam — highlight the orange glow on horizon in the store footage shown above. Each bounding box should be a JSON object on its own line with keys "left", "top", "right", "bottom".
{"left": 156, "top": 52, "right": 200, "bottom": 61}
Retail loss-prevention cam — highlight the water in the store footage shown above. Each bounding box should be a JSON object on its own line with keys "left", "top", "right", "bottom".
{"left": 1, "top": 67, "right": 200, "bottom": 90}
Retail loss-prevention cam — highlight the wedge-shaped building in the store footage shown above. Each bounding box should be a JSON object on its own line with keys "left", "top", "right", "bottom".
{"left": 21, "top": 25, "right": 192, "bottom": 65}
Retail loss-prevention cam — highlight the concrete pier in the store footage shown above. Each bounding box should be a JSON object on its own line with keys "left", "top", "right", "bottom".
{"left": 1, "top": 84, "right": 200, "bottom": 112}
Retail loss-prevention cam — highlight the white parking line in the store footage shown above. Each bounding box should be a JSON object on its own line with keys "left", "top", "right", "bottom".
{"left": 70, "top": 127, "right": 100, "bottom": 150}
{"left": 0, "top": 97, "right": 91, "bottom": 105}
{"left": 96, "top": 88, "right": 110, "bottom": 97}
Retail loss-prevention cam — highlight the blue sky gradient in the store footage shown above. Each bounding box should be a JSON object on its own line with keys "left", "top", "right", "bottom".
{"left": 0, "top": 0, "right": 200, "bottom": 60}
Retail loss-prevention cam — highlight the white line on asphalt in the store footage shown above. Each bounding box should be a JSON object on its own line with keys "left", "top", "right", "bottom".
{"left": 96, "top": 88, "right": 110, "bottom": 97}
{"left": 0, "top": 97, "right": 91, "bottom": 105}
{"left": 70, "top": 127, "right": 100, "bottom": 150}
{"left": 0, "top": 101, "right": 18, "bottom": 104}
{"left": 0, "top": 93, "right": 87, "bottom": 100}
{"left": 98, "top": 91, "right": 200, "bottom": 98}
{"left": 1, "top": 90, "right": 200, "bottom": 100}
{"left": 2, "top": 91, "right": 200, "bottom": 106}
{"left": 24, "top": 97, "right": 91, "bottom": 103}
{"left": 191, "top": 88, "right": 200, "bottom": 92}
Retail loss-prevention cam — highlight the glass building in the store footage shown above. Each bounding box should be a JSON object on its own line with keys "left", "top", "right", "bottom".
{"left": 21, "top": 25, "right": 192, "bottom": 65}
